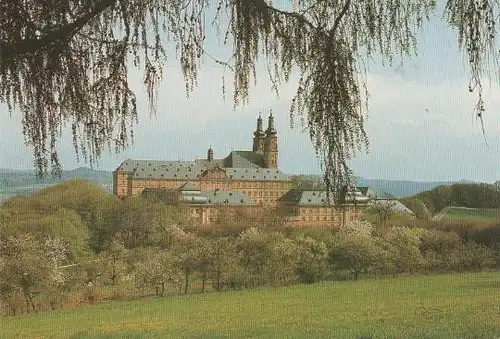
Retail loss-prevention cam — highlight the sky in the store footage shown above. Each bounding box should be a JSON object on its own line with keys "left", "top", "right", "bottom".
{"left": 1, "top": 6, "right": 499, "bottom": 183}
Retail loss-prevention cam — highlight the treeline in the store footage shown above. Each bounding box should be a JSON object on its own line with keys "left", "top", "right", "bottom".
{"left": 1, "top": 179, "right": 499, "bottom": 316}
{"left": 403, "top": 183, "right": 500, "bottom": 215}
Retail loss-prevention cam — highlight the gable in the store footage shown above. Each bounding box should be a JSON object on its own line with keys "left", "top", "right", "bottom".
{"left": 226, "top": 151, "right": 265, "bottom": 168}
{"left": 200, "top": 166, "right": 228, "bottom": 180}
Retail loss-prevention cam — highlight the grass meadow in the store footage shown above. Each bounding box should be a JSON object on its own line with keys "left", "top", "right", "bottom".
{"left": 2, "top": 271, "right": 500, "bottom": 339}
{"left": 440, "top": 207, "right": 500, "bottom": 222}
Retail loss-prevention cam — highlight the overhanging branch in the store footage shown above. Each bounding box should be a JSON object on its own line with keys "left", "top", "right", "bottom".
{"left": 0, "top": 0, "right": 116, "bottom": 61}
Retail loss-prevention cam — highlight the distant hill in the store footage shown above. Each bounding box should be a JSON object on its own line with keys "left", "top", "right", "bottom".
{"left": 0, "top": 167, "right": 113, "bottom": 202}
{"left": 0, "top": 166, "right": 482, "bottom": 204}
{"left": 405, "top": 183, "right": 500, "bottom": 215}
{"left": 355, "top": 178, "right": 459, "bottom": 198}
{"left": 290, "top": 174, "right": 459, "bottom": 198}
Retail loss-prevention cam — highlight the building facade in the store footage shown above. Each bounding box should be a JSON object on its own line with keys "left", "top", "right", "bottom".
{"left": 113, "top": 113, "right": 368, "bottom": 228}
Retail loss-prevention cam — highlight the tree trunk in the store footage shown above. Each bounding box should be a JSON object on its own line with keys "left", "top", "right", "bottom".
{"left": 201, "top": 270, "right": 206, "bottom": 293}
{"left": 27, "top": 293, "right": 36, "bottom": 313}
{"left": 111, "top": 259, "right": 116, "bottom": 286}
{"left": 184, "top": 267, "right": 190, "bottom": 294}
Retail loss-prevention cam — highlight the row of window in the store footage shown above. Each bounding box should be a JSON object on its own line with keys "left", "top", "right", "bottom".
{"left": 233, "top": 181, "right": 286, "bottom": 189}
{"left": 301, "top": 216, "right": 340, "bottom": 222}
{"left": 240, "top": 190, "right": 283, "bottom": 198}
{"left": 299, "top": 208, "right": 339, "bottom": 215}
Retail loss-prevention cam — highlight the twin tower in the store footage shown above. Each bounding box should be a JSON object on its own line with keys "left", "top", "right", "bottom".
{"left": 253, "top": 112, "right": 278, "bottom": 168}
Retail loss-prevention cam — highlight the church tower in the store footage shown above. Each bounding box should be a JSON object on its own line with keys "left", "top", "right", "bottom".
{"left": 207, "top": 146, "right": 214, "bottom": 162}
{"left": 264, "top": 111, "right": 278, "bottom": 168}
{"left": 252, "top": 113, "right": 266, "bottom": 153}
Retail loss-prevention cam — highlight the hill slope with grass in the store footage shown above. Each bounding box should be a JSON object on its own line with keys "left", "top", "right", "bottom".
{"left": 402, "top": 183, "right": 500, "bottom": 216}
{"left": 0, "top": 167, "right": 112, "bottom": 202}
{"left": 2, "top": 271, "right": 499, "bottom": 339}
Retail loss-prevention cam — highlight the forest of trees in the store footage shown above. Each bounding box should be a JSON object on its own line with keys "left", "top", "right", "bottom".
{"left": 1, "top": 179, "right": 499, "bottom": 316}
{"left": 402, "top": 183, "right": 500, "bottom": 216}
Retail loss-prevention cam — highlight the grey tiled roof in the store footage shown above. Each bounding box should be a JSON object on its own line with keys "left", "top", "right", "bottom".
{"left": 279, "top": 189, "right": 333, "bottom": 206}
{"left": 194, "top": 158, "right": 227, "bottom": 168}
{"left": 141, "top": 186, "right": 252, "bottom": 205}
{"left": 195, "top": 151, "right": 264, "bottom": 168}
{"left": 131, "top": 161, "right": 204, "bottom": 180}
{"left": 225, "top": 167, "right": 289, "bottom": 181}
{"left": 369, "top": 199, "right": 415, "bottom": 214}
{"left": 226, "top": 151, "right": 265, "bottom": 168}
{"left": 199, "top": 190, "right": 252, "bottom": 205}
{"left": 116, "top": 157, "right": 289, "bottom": 182}
{"left": 279, "top": 189, "right": 370, "bottom": 206}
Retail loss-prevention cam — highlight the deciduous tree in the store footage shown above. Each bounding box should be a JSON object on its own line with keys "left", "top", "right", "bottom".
{"left": 0, "top": 234, "right": 66, "bottom": 313}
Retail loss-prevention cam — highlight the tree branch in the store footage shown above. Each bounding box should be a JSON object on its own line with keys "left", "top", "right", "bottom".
{"left": 331, "top": 0, "right": 351, "bottom": 36}
{"left": 0, "top": 0, "right": 116, "bottom": 60}
{"left": 257, "top": 0, "right": 317, "bottom": 30}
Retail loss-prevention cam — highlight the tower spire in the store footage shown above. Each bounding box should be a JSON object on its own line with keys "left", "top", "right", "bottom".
{"left": 207, "top": 145, "right": 214, "bottom": 162}
{"left": 253, "top": 112, "right": 266, "bottom": 153}
{"left": 254, "top": 112, "right": 265, "bottom": 136}
{"left": 266, "top": 110, "right": 277, "bottom": 135}
{"left": 264, "top": 109, "right": 278, "bottom": 168}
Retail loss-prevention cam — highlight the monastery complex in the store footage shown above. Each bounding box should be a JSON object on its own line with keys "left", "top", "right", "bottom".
{"left": 113, "top": 113, "right": 370, "bottom": 227}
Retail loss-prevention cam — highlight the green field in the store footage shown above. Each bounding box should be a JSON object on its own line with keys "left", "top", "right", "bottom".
{"left": 2, "top": 272, "right": 500, "bottom": 339}
{"left": 437, "top": 207, "right": 500, "bottom": 222}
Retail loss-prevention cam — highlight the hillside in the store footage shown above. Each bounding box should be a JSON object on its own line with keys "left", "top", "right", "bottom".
{"left": 3, "top": 272, "right": 499, "bottom": 338}
{"left": 0, "top": 167, "right": 113, "bottom": 202}
{"left": 405, "top": 183, "right": 500, "bottom": 215}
